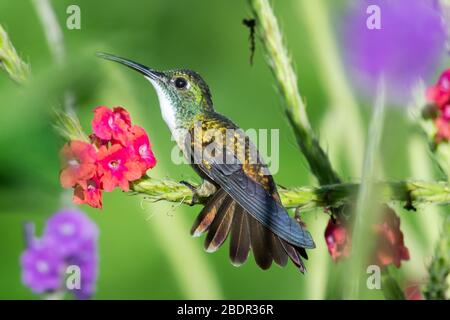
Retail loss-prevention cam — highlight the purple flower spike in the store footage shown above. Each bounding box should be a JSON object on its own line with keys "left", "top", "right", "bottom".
{"left": 43, "top": 208, "right": 98, "bottom": 257}
{"left": 20, "top": 240, "right": 65, "bottom": 294}
{"left": 66, "top": 239, "right": 98, "bottom": 300}
{"left": 73, "top": 259, "right": 97, "bottom": 300}
{"left": 20, "top": 209, "right": 99, "bottom": 300}
{"left": 343, "top": 0, "right": 447, "bottom": 105}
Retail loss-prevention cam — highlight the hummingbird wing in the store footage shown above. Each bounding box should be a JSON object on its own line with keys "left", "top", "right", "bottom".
{"left": 185, "top": 112, "right": 315, "bottom": 250}
{"left": 184, "top": 112, "right": 314, "bottom": 271}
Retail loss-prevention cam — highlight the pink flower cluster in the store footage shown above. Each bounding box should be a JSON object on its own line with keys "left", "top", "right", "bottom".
{"left": 59, "top": 107, "right": 156, "bottom": 208}
{"left": 324, "top": 205, "right": 409, "bottom": 268}
{"left": 426, "top": 69, "right": 450, "bottom": 143}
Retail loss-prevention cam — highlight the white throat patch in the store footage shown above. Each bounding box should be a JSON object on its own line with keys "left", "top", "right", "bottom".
{"left": 146, "top": 77, "right": 178, "bottom": 137}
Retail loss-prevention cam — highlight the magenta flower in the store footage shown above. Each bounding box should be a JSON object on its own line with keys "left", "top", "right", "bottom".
{"left": 128, "top": 125, "right": 157, "bottom": 174}
{"left": 372, "top": 206, "right": 410, "bottom": 268}
{"left": 324, "top": 218, "right": 352, "bottom": 262}
{"left": 59, "top": 105, "right": 158, "bottom": 209}
{"left": 73, "top": 175, "right": 103, "bottom": 209}
{"left": 97, "top": 144, "right": 142, "bottom": 192}
{"left": 425, "top": 68, "right": 450, "bottom": 143}
{"left": 426, "top": 69, "right": 450, "bottom": 108}
{"left": 92, "top": 106, "right": 131, "bottom": 144}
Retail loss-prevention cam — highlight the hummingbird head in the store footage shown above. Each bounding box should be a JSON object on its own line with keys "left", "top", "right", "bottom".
{"left": 97, "top": 52, "right": 213, "bottom": 133}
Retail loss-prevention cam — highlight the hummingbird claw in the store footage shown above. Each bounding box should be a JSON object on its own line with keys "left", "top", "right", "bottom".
{"left": 180, "top": 180, "right": 198, "bottom": 206}
{"left": 294, "top": 207, "right": 306, "bottom": 228}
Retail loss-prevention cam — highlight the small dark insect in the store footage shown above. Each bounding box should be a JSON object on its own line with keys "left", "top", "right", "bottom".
{"left": 243, "top": 18, "right": 256, "bottom": 65}
{"left": 403, "top": 191, "right": 417, "bottom": 212}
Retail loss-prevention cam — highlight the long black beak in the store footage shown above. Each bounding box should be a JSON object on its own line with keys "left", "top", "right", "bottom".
{"left": 96, "top": 52, "right": 165, "bottom": 81}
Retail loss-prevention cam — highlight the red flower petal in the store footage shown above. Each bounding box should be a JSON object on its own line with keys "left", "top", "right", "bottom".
{"left": 97, "top": 144, "right": 142, "bottom": 192}
{"left": 405, "top": 283, "right": 424, "bottom": 300}
{"left": 73, "top": 176, "right": 103, "bottom": 209}
{"left": 89, "top": 133, "right": 109, "bottom": 149}
{"left": 324, "top": 218, "right": 351, "bottom": 262}
{"left": 323, "top": 206, "right": 409, "bottom": 268}
{"left": 59, "top": 141, "right": 97, "bottom": 188}
{"left": 427, "top": 69, "right": 450, "bottom": 109}
{"left": 92, "top": 106, "right": 131, "bottom": 145}
{"left": 442, "top": 105, "right": 450, "bottom": 121}
{"left": 372, "top": 206, "right": 410, "bottom": 268}
{"left": 128, "top": 125, "right": 157, "bottom": 174}
{"left": 435, "top": 117, "right": 450, "bottom": 142}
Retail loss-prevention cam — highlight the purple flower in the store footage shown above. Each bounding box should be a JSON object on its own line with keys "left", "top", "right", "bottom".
{"left": 20, "top": 241, "right": 65, "bottom": 294}
{"left": 43, "top": 209, "right": 98, "bottom": 257}
{"left": 20, "top": 209, "right": 99, "bottom": 300}
{"left": 343, "top": 0, "right": 447, "bottom": 104}
{"left": 72, "top": 257, "right": 97, "bottom": 300}
{"left": 66, "top": 239, "right": 98, "bottom": 300}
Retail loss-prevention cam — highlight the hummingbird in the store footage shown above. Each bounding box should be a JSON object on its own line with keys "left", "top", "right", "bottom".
{"left": 97, "top": 53, "right": 315, "bottom": 273}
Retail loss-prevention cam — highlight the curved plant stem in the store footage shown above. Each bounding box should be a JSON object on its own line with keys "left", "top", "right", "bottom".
{"left": 248, "top": 0, "right": 340, "bottom": 186}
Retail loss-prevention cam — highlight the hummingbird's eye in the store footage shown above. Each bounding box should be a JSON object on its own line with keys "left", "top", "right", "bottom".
{"left": 174, "top": 77, "right": 188, "bottom": 89}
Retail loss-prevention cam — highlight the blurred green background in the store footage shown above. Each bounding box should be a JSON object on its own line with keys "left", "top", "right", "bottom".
{"left": 0, "top": 0, "right": 445, "bottom": 299}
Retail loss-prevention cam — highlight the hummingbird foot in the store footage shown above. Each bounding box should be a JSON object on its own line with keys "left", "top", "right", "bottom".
{"left": 294, "top": 207, "right": 307, "bottom": 228}
{"left": 180, "top": 180, "right": 217, "bottom": 206}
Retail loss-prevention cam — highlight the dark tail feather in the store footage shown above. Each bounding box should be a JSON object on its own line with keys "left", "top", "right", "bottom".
{"left": 297, "top": 247, "right": 309, "bottom": 260}
{"left": 280, "top": 239, "right": 306, "bottom": 273}
{"left": 204, "top": 197, "right": 235, "bottom": 252}
{"left": 270, "top": 234, "right": 288, "bottom": 267}
{"left": 248, "top": 214, "right": 273, "bottom": 270}
{"left": 191, "top": 189, "right": 227, "bottom": 237}
{"left": 191, "top": 190, "right": 308, "bottom": 273}
{"left": 229, "top": 206, "right": 251, "bottom": 266}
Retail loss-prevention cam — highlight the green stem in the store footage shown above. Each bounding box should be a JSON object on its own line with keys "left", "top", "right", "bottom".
{"left": 424, "top": 216, "right": 450, "bottom": 300}
{"left": 132, "top": 177, "right": 450, "bottom": 211}
{"left": 381, "top": 268, "right": 406, "bottom": 300}
{"left": 248, "top": 0, "right": 340, "bottom": 186}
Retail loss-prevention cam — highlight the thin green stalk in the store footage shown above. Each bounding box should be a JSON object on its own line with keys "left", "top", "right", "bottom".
{"left": 248, "top": 0, "right": 340, "bottom": 186}
{"left": 131, "top": 177, "right": 450, "bottom": 211}
{"left": 407, "top": 137, "right": 442, "bottom": 275}
{"left": 0, "top": 24, "right": 30, "bottom": 84}
{"left": 381, "top": 268, "right": 406, "bottom": 300}
{"left": 298, "top": 0, "right": 365, "bottom": 175}
{"left": 424, "top": 216, "right": 450, "bottom": 299}
{"left": 345, "top": 81, "right": 386, "bottom": 299}
{"left": 32, "top": 0, "right": 75, "bottom": 114}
